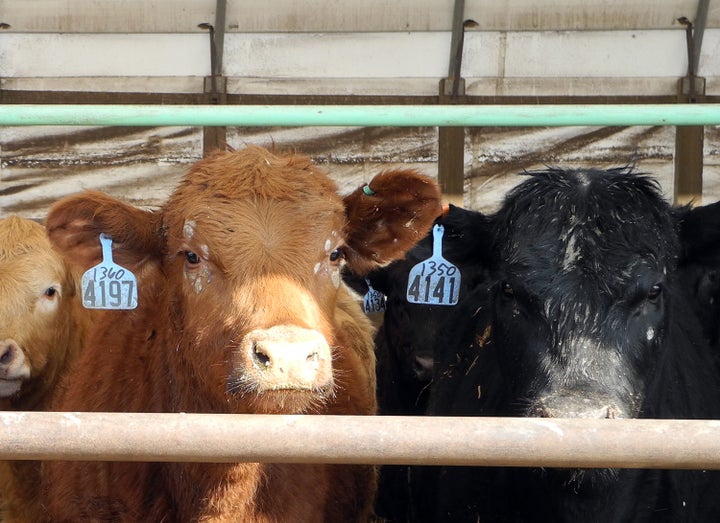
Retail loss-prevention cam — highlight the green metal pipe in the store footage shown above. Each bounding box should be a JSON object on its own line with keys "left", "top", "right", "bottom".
{"left": 2, "top": 103, "right": 720, "bottom": 127}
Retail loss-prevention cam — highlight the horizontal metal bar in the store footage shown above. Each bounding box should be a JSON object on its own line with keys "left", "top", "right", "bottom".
{"left": 2, "top": 103, "right": 720, "bottom": 127}
{"left": 1, "top": 412, "right": 720, "bottom": 469}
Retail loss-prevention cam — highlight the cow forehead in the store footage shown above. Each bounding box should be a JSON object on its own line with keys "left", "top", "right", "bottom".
{"left": 496, "top": 168, "right": 678, "bottom": 296}
{"left": 170, "top": 146, "right": 341, "bottom": 205}
{"left": 173, "top": 199, "right": 344, "bottom": 258}
{"left": 162, "top": 148, "right": 347, "bottom": 274}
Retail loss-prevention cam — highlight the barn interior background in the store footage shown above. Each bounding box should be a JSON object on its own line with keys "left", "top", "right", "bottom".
{"left": 1, "top": 0, "right": 720, "bottom": 220}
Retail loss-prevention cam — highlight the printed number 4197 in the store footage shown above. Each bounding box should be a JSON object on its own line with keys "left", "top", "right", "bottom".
{"left": 83, "top": 273, "right": 136, "bottom": 309}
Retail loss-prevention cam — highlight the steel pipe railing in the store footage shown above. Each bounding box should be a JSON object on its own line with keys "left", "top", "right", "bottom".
{"left": 1, "top": 103, "right": 720, "bottom": 127}
{"left": 1, "top": 412, "right": 719, "bottom": 469}
{"left": 3, "top": 103, "right": 720, "bottom": 470}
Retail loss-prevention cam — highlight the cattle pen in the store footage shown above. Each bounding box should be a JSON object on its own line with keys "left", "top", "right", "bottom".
{"left": 1, "top": 101, "right": 720, "bottom": 471}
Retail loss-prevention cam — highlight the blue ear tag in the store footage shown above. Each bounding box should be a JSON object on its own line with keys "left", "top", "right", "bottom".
{"left": 363, "top": 279, "right": 387, "bottom": 314}
{"left": 406, "top": 224, "right": 461, "bottom": 306}
{"left": 81, "top": 233, "right": 138, "bottom": 310}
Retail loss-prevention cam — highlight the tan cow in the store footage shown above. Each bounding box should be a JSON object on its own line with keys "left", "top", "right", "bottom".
{"left": 0, "top": 216, "right": 91, "bottom": 522}
{"left": 40, "top": 145, "right": 442, "bottom": 522}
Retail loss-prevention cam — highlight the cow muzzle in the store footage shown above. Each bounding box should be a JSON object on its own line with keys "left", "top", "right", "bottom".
{"left": 0, "top": 339, "right": 31, "bottom": 397}
{"left": 237, "top": 325, "right": 333, "bottom": 392}
{"left": 532, "top": 392, "right": 629, "bottom": 420}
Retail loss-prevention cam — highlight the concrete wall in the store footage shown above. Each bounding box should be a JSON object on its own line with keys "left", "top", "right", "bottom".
{"left": 1, "top": 1, "right": 718, "bottom": 96}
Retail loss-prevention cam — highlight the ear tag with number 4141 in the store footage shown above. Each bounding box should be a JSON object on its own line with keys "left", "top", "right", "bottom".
{"left": 406, "top": 224, "right": 460, "bottom": 306}
{"left": 81, "top": 233, "right": 138, "bottom": 310}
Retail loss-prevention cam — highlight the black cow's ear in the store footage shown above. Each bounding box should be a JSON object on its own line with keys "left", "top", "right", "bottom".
{"left": 679, "top": 200, "right": 720, "bottom": 265}
{"left": 441, "top": 204, "right": 493, "bottom": 260}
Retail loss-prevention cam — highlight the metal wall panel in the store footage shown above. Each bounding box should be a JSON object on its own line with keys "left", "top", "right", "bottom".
{"left": 1, "top": 1, "right": 717, "bottom": 33}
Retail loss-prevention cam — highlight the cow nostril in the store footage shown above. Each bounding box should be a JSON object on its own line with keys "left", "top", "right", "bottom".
{"left": 412, "top": 355, "right": 433, "bottom": 380}
{"left": 0, "top": 345, "right": 14, "bottom": 365}
{"left": 306, "top": 352, "right": 319, "bottom": 363}
{"left": 252, "top": 347, "right": 272, "bottom": 369}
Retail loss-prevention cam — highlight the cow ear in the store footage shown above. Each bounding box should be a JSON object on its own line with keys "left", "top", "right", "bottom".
{"left": 342, "top": 169, "right": 442, "bottom": 275}
{"left": 679, "top": 200, "right": 720, "bottom": 265}
{"left": 45, "top": 190, "right": 162, "bottom": 271}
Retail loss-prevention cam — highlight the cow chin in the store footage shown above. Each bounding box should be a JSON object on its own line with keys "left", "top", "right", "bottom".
{"left": 227, "top": 381, "right": 335, "bottom": 415}
{"left": 0, "top": 378, "right": 25, "bottom": 398}
{"left": 543, "top": 466, "right": 620, "bottom": 491}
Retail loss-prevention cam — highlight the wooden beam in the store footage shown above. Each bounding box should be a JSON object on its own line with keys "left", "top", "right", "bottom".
{"left": 674, "top": 125, "right": 704, "bottom": 205}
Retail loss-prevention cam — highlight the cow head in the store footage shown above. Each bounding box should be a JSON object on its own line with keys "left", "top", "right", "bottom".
{"left": 0, "top": 216, "right": 81, "bottom": 409}
{"left": 487, "top": 167, "right": 699, "bottom": 420}
{"left": 360, "top": 204, "right": 491, "bottom": 415}
{"left": 46, "top": 146, "right": 441, "bottom": 415}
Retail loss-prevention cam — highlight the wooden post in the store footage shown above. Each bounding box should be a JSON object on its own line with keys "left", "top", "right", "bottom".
{"left": 437, "top": 0, "right": 468, "bottom": 209}
{"left": 437, "top": 108, "right": 465, "bottom": 208}
{"left": 201, "top": 0, "right": 228, "bottom": 156}
{"left": 674, "top": 75, "right": 706, "bottom": 206}
{"left": 203, "top": 75, "right": 227, "bottom": 156}
{"left": 674, "top": 9, "right": 707, "bottom": 206}
{"left": 674, "top": 123, "right": 704, "bottom": 205}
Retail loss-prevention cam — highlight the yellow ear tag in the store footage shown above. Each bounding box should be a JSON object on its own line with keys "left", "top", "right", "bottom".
{"left": 81, "top": 233, "right": 138, "bottom": 309}
{"left": 406, "top": 224, "right": 461, "bottom": 306}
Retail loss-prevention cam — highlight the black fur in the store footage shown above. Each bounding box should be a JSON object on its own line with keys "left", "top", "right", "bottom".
{"left": 413, "top": 167, "right": 720, "bottom": 522}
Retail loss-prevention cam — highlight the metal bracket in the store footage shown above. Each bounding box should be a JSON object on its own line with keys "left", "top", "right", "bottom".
{"left": 440, "top": 0, "right": 477, "bottom": 100}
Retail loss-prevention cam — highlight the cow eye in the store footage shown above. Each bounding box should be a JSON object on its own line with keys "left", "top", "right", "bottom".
{"left": 329, "top": 248, "right": 343, "bottom": 264}
{"left": 184, "top": 251, "right": 201, "bottom": 266}
{"left": 647, "top": 283, "right": 662, "bottom": 301}
{"left": 501, "top": 282, "right": 514, "bottom": 297}
{"left": 43, "top": 287, "right": 58, "bottom": 299}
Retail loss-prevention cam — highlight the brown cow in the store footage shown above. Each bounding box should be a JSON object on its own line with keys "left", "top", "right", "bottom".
{"left": 40, "top": 145, "right": 442, "bottom": 522}
{"left": 0, "top": 216, "right": 91, "bottom": 522}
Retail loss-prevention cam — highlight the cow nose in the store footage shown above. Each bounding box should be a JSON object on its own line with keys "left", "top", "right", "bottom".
{"left": 412, "top": 355, "right": 434, "bottom": 382}
{"left": 242, "top": 326, "right": 333, "bottom": 391}
{"left": 0, "top": 340, "right": 18, "bottom": 365}
{"left": 0, "top": 339, "right": 31, "bottom": 396}
{"left": 534, "top": 394, "right": 626, "bottom": 419}
{"left": 0, "top": 339, "right": 27, "bottom": 373}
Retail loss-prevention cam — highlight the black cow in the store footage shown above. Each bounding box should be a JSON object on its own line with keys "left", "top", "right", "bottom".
{"left": 346, "top": 205, "right": 488, "bottom": 522}
{"left": 364, "top": 205, "right": 488, "bottom": 418}
{"left": 678, "top": 201, "right": 720, "bottom": 352}
{"left": 414, "top": 166, "right": 720, "bottom": 522}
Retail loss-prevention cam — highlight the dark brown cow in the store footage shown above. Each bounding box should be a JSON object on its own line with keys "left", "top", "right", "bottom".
{"left": 0, "top": 216, "right": 92, "bottom": 522}
{"left": 40, "top": 145, "right": 442, "bottom": 522}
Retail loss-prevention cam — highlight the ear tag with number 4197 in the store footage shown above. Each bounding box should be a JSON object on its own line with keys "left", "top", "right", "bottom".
{"left": 81, "top": 233, "right": 138, "bottom": 310}
{"left": 363, "top": 279, "right": 387, "bottom": 314}
{"left": 406, "top": 224, "right": 460, "bottom": 306}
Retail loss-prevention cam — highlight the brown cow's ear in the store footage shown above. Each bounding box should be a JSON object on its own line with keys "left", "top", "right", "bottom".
{"left": 342, "top": 169, "right": 442, "bottom": 275}
{"left": 45, "top": 190, "right": 162, "bottom": 271}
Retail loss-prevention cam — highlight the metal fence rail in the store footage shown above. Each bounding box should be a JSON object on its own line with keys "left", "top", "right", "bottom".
{"left": 1, "top": 412, "right": 720, "bottom": 469}
{"left": 2, "top": 103, "right": 720, "bottom": 127}
{"left": 2, "top": 103, "right": 720, "bottom": 469}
